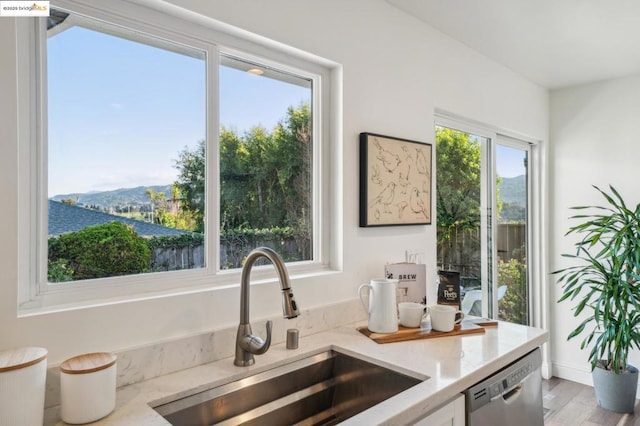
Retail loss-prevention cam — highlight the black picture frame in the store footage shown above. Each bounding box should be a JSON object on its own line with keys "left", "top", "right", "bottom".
{"left": 359, "top": 132, "right": 432, "bottom": 227}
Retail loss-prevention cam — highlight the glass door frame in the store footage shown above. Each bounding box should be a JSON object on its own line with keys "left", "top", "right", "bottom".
{"left": 435, "top": 112, "right": 538, "bottom": 324}
{"left": 496, "top": 135, "right": 532, "bottom": 323}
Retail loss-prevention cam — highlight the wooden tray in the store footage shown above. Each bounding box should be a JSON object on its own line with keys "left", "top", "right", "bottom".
{"left": 357, "top": 319, "right": 496, "bottom": 344}
{"left": 471, "top": 318, "right": 499, "bottom": 327}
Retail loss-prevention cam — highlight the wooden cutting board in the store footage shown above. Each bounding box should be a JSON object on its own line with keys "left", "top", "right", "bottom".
{"left": 357, "top": 319, "right": 496, "bottom": 344}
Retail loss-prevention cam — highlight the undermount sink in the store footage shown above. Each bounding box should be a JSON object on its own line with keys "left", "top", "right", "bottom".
{"left": 153, "top": 350, "right": 424, "bottom": 425}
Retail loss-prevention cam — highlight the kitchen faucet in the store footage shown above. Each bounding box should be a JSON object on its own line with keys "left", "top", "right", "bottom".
{"left": 234, "top": 247, "right": 300, "bottom": 366}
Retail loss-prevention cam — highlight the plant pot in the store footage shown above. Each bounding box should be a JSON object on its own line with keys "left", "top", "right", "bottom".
{"left": 592, "top": 363, "right": 638, "bottom": 413}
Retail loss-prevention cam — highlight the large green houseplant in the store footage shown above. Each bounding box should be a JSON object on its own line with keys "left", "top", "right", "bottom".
{"left": 555, "top": 185, "right": 640, "bottom": 413}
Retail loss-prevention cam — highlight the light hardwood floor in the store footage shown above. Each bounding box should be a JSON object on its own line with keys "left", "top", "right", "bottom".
{"left": 543, "top": 377, "right": 640, "bottom": 425}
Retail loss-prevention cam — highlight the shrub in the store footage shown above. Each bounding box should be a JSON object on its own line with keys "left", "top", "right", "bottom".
{"left": 48, "top": 222, "right": 150, "bottom": 280}
{"left": 47, "top": 258, "right": 74, "bottom": 282}
{"left": 498, "top": 258, "right": 528, "bottom": 325}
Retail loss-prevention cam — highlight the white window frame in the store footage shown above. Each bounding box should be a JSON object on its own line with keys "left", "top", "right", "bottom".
{"left": 434, "top": 111, "right": 542, "bottom": 325}
{"left": 495, "top": 134, "right": 533, "bottom": 322}
{"left": 17, "top": 0, "right": 337, "bottom": 314}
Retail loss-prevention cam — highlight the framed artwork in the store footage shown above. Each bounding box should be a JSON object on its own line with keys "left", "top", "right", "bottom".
{"left": 359, "top": 132, "right": 432, "bottom": 227}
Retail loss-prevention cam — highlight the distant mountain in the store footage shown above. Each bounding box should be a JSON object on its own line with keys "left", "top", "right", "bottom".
{"left": 51, "top": 185, "right": 174, "bottom": 208}
{"left": 500, "top": 175, "right": 526, "bottom": 205}
{"left": 55, "top": 176, "right": 527, "bottom": 216}
{"left": 499, "top": 175, "right": 526, "bottom": 223}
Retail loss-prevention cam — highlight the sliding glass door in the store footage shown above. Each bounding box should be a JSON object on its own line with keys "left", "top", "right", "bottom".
{"left": 436, "top": 123, "right": 531, "bottom": 325}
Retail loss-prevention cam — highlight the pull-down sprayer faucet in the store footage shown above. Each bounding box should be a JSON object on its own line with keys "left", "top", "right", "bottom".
{"left": 234, "top": 247, "right": 299, "bottom": 366}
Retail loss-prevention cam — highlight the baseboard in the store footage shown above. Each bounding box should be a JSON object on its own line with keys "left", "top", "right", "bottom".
{"left": 552, "top": 361, "right": 593, "bottom": 387}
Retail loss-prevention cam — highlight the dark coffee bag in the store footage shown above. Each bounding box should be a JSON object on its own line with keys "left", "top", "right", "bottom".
{"left": 437, "top": 270, "right": 461, "bottom": 309}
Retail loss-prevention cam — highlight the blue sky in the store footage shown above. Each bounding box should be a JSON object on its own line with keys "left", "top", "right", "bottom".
{"left": 48, "top": 24, "right": 524, "bottom": 197}
{"left": 496, "top": 145, "right": 527, "bottom": 178}
{"left": 47, "top": 25, "right": 310, "bottom": 196}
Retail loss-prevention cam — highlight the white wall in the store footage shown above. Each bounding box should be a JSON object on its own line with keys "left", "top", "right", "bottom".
{"left": 550, "top": 73, "right": 640, "bottom": 384}
{"left": 0, "top": 0, "right": 547, "bottom": 364}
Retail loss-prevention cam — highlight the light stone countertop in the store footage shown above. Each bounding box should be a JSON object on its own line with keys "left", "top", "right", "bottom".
{"left": 47, "top": 320, "right": 548, "bottom": 425}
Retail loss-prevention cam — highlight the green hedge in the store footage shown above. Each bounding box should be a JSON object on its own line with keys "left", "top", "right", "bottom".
{"left": 221, "top": 226, "right": 307, "bottom": 244}
{"left": 147, "top": 233, "right": 204, "bottom": 250}
{"left": 146, "top": 226, "right": 306, "bottom": 249}
{"left": 48, "top": 222, "right": 150, "bottom": 281}
{"left": 48, "top": 224, "right": 310, "bottom": 281}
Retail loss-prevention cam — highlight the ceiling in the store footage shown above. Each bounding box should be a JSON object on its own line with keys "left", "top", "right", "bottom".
{"left": 386, "top": 0, "right": 640, "bottom": 89}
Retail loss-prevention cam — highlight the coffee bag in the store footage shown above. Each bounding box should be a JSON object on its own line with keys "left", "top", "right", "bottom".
{"left": 437, "top": 270, "right": 460, "bottom": 309}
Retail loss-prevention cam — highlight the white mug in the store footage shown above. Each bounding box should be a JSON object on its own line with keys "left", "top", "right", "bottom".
{"left": 358, "top": 279, "right": 398, "bottom": 333}
{"left": 429, "top": 304, "right": 464, "bottom": 332}
{"left": 398, "top": 302, "right": 427, "bottom": 328}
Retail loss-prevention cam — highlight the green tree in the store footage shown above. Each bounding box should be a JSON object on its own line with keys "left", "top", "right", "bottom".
{"left": 175, "top": 103, "right": 312, "bottom": 235}
{"left": 146, "top": 188, "right": 168, "bottom": 225}
{"left": 271, "top": 103, "right": 312, "bottom": 228}
{"left": 436, "top": 127, "right": 481, "bottom": 240}
{"left": 174, "top": 140, "right": 205, "bottom": 232}
{"left": 220, "top": 127, "right": 251, "bottom": 229}
{"left": 244, "top": 125, "right": 273, "bottom": 225}
{"left": 436, "top": 127, "right": 482, "bottom": 274}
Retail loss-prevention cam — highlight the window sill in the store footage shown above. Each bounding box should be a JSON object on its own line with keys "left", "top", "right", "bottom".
{"left": 18, "top": 262, "right": 340, "bottom": 318}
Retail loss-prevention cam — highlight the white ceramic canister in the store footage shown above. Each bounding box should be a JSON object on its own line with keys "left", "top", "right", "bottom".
{"left": 0, "top": 346, "right": 48, "bottom": 426}
{"left": 60, "top": 352, "right": 117, "bottom": 424}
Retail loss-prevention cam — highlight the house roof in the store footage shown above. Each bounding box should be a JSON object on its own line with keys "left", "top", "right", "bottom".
{"left": 48, "top": 200, "right": 190, "bottom": 238}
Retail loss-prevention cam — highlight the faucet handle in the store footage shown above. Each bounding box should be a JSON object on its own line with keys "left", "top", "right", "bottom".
{"left": 241, "top": 320, "right": 272, "bottom": 355}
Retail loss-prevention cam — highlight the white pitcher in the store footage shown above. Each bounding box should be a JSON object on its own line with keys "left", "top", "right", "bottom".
{"left": 358, "top": 279, "right": 399, "bottom": 333}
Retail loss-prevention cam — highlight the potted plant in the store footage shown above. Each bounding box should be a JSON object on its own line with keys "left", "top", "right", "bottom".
{"left": 554, "top": 185, "right": 640, "bottom": 413}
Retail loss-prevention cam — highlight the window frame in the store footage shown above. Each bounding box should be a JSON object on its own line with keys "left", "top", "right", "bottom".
{"left": 434, "top": 111, "right": 541, "bottom": 324}
{"left": 495, "top": 134, "right": 533, "bottom": 322}
{"left": 17, "top": 0, "right": 335, "bottom": 314}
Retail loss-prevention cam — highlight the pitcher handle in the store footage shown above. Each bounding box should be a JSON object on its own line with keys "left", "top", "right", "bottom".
{"left": 358, "top": 283, "right": 372, "bottom": 315}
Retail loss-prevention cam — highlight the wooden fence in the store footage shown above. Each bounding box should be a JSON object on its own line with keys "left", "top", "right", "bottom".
{"left": 150, "top": 238, "right": 310, "bottom": 271}
{"left": 438, "top": 223, "right": 525, "bottom": 287}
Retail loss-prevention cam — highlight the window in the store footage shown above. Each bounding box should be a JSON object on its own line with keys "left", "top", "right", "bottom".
{"left": 435, "top": 118, "right": 534, "bottom": 325}
{"left": 46, "top": 9, "right": 208, "bottom": 283}
{"left": 18, "top": 0, "right": 330, "bottom": 310}
{"left": 218, "top": 54, "right": 313, "bottom": 269}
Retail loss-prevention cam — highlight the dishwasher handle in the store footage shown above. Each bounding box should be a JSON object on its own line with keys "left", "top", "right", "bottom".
{"left": 502, "top": 384, "right": 523, "bottom": 404}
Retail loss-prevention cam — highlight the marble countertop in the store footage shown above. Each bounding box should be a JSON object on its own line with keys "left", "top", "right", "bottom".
{"left": 48, "top": 320, "right": 548, "bottom": 425}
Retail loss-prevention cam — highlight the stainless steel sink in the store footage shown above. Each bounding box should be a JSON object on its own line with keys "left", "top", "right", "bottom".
{"left": 153, "top": 350, "right": 424, "bottom": 425}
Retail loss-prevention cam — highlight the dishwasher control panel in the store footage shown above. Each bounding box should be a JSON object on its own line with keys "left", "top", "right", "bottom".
{"left": 488, "top": 359, "right": 533, "bottom": 398}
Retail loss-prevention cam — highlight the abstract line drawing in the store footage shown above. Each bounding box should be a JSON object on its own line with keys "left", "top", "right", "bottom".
{"left": 359, "top": 133, "right": 432, "bottom": 227}
{"left": 370, "top": 164, "right": 383, "bottom": 186}
{"left": 373, "top": 137, "right": 401, "bottom": 173}
{"left": 369, "top": 182, "right": 396, "bottom": 214}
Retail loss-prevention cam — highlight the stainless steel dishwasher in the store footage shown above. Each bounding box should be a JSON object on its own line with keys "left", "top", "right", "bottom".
{"left": 464, "top": 347, "right": 543, "bottom": 426}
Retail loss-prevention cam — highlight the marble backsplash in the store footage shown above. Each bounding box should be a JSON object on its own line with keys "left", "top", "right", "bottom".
{"left": 44, "top": 298, "right": 366, "bottom": 408}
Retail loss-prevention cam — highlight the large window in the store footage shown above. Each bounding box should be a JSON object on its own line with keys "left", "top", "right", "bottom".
{"left": 46, "top": 10, "right": 208, "bottom": 282}
{"left": 218, "top": 54, "right": 313, "bottom": 269}
{"left": 435, "top": 120, "right": 533, "bottom": 325}
{"left": 18, "top": 0, "right": 329, "bottom": 309}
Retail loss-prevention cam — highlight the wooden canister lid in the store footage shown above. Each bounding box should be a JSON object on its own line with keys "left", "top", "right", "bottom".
{"left": 0, "top": 347, "right": 48, "bottom": 373}
{"left": 61, "top": 352, "right": 117, "bottom": 374}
